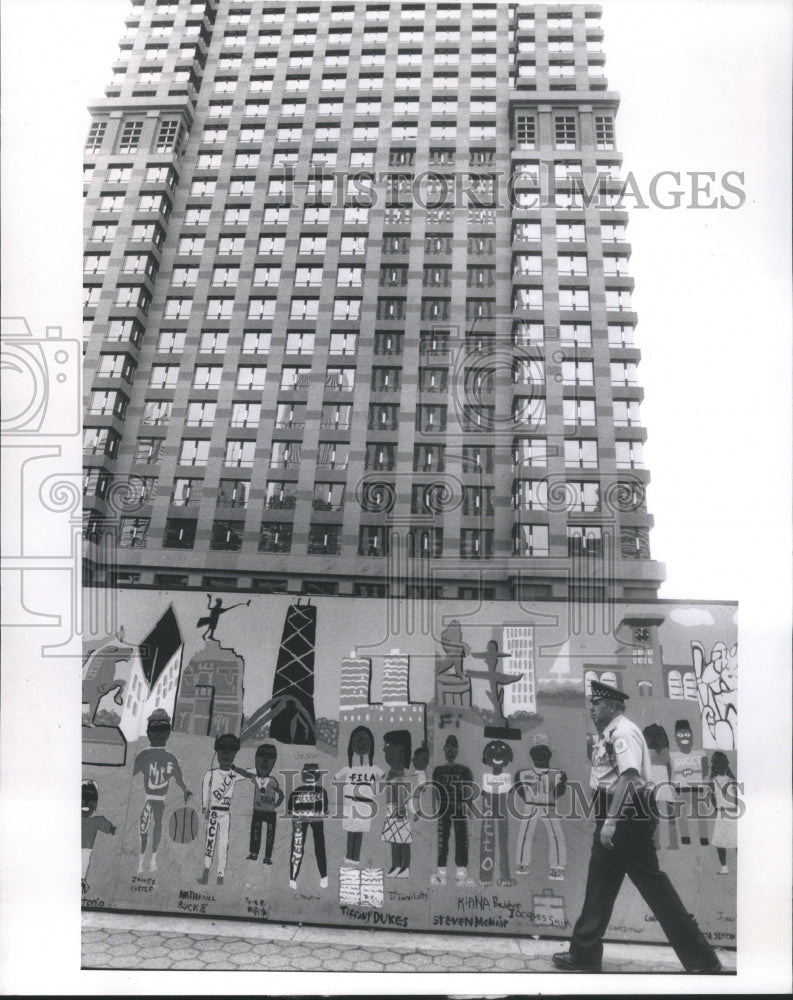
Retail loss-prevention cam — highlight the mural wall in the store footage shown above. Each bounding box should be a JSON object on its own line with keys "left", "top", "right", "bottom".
{"left": 82, "top": 590, "right": 738, "bottom": 948}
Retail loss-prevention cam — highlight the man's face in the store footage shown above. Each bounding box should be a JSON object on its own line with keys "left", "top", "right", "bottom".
{"left": 303, "top": 767, "right": 319, "bottom": 785}
{"left": 589, "top": 697, "right": 614, "bottom": 733}
{"left": 351, "top": 730, "right": 371, "bottom": 757}
{"left": 256, "top": 752, "right": 275, "bottom": 777}
{"left": 216, "top": 746, "right": 238, "bottom": 769}
{"left": 675, "top": 727, "right": 693, "bottom": 752}
{"left": 484, "top": 740, "right": 512, "bottom": 771}
{"left": 444, "top": 742, "right": 458, "bottom": 763}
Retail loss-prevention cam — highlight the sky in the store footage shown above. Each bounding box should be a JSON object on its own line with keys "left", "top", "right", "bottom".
{"left": 1, "top": 1, "right": 791, "bottom": 993}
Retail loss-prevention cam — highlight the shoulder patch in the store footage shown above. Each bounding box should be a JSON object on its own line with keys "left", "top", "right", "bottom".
{"left": 613, "top": 737, "right": 628, "bottom": 754}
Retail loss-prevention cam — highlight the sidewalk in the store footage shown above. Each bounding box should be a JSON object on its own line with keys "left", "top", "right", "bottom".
{"left": 82, "top": 911, "right": 736, "bottom": 975}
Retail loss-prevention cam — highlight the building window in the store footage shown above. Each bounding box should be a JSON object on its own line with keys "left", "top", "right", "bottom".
{"left": 514, "top": 524, "right": 549, "bottom": 557}
{"left": 225, "top": 440, "right": 257, "bottom": 468}
{"left": 613, "top": 401, "right": 641, "bottom": 427}
{"left": 118, "top": 119, "right": 144, "bottom": 152}
{"left": 559, "top": 288, "right": 590, "bottom": 312}
{"left": 595, "top": 115, "right": 616, "bottom": 150}
{"left": 563, "top": 398, "right": 596, "bottom": 426}
{"left": 163, "top": 518, "right": 197, "bottom": 549}
{"left": 564, "top": 439, "right": 598, "bottom": 469}
{"left": 610, "top": 361, "right": 638, "bottom": 387}
{"left": 259, "top": 522, "right": 292, "bottom": 553}
{"left": 133, "top": 438, "right": 163, "bottom": 465}
{"left": 554, "top": 115, "right": 577, "bottom": 149}
{"left": 236, "top": 366, "right": 267, "bottom": 391}
{"left": 119, "top": 518, "right": 150, "bottom": 548}
{"left": 510, "top": 113, "right": 535, "bottom": 149}
{"left": 171, "top": 478, "right": 202, "bottom": 507}
{"left": 461, "top": 529, "right": 493, "bottom": 560}
{"left": 156, "top": 118, "right": 183, "bottom": 152}
{"left": 359, "top": 526, "right": 389, "bottom": 557}
{"left": 615, "top": 440, "right": 644, "bottom": 469}
{"left": 231, "top": 402, "right": 260, "bottom": 429}
{"left": 308, "top": 524, "right": 342, "bottom": 555}
{"left": 568, "top": 526, "right": 603, "bottom": 557}
{"left": 210, "top": 521, "right": 244, "bottom": 551}
{"left": 178, "top": 439, "right": 210, "bottom": 466}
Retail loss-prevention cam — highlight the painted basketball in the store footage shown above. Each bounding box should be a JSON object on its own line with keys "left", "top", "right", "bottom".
{"left": 169, "top": 806, "right": 199, "bottom": 844}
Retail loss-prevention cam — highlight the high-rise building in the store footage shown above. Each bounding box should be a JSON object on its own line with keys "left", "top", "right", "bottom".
{"left": 82, "top": 0, "right": 665, "bottom": 603}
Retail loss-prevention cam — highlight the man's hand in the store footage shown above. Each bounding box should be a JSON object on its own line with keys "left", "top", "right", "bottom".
{"left": 600, "top": 818, "right": 617, "bottom": 849}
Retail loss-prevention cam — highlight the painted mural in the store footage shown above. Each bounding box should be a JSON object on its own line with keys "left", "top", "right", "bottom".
{"left": 82, "top": 590, "right": 738, "bottom": 950}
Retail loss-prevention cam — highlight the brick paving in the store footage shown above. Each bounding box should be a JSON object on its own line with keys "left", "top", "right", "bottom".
{"left": 82, "top": 911, "right": 736, "bottom": 976}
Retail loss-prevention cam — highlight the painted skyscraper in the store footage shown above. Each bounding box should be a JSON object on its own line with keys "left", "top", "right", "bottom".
{"left": 83, "top": 1, "right": 664, "bottom": 602}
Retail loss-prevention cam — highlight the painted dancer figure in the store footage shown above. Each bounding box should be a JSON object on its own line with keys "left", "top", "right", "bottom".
{"left": 198, "top": 733, "right": 246, "bottom": 886}
{"left": 81, "top": 780, "right": 116, "bottom": 893}
{"left": 197, "top": 594, "right": 250, "bottom": 642}
{"left": 466, "top": 640, "right": 522, "bottom": 727}
{"left": 234, "top": 744, "right": 284, "bottom": 865}
{"left": 335, "top": 727, "right": 383, "bottom": 865}
{"left": 553, "top": 682, "right": 723, "bottom": 974}
{"left": 132, "top": 709, "right": 192, "bottom": 874}
{"left": 479, "top": 739, "right": 516, "bottom": 886}
{"left": 288, "top": 763, "right": 328, "bottom": 889}
{"left": 431, "top": 735, "right": 475, "bottom": 887}
{"left": 515, "top": 744, "right": 568, "bottom": 880}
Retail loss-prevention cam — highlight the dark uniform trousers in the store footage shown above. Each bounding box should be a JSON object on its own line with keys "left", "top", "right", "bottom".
{"left": 570, "top": 793, "right": 719, "bottom": 971}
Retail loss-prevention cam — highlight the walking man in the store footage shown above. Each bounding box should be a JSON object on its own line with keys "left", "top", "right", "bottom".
{"left": 553, "top": 681, "right": 723, "bottom": 974}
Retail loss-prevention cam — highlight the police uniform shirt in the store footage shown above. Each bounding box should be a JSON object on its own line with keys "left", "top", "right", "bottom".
{"left": 590, "top": 713, "right": 653, "bottom": 791}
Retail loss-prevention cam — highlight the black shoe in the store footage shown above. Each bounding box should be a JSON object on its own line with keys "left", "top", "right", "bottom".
{"left": 553, "top": 952, "right": 602, "bottom": 973}
{"left": 685, "top": 960, "right": 724, "bottom": 974}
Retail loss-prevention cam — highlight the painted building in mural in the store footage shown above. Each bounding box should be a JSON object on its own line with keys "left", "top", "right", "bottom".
{"left": 174, "top": 640, "right": 245, "bottom": 737}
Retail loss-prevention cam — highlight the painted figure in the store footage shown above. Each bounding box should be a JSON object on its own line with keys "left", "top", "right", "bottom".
{"left": 552, "top": 681, "right": 722, "bottom": 974}
{"left": 466, "top": 640, "right": 522, "bottom": 727}
{"left": 431, "top": 735, "right": 475, "bottom": 886}
{"left": 288, "top": 763, "right": 328, "bottom": 889}
{"left": 334, "top": 726, "right": 383, "bottom": 864}
{"left": 709, "top": 751, "right": 738, "bottom": 874}
{"left": 81, "top": 780, "right": 116, "bottom": 893}
{"left": 669, "top": 719, "right": 710, "bottom": 846}
{"left": 515, "top": 744, "right": 568, "bottom": 880}
{"left": 198, "top": 732, "right": 246, "bottom": 885}
{"left": 381, "top": 729, "right": 414, "bottom": 878}
{"left": 479, "top": 739, "right": 516, "bottom": 886}
{"left": 132, "top": 709, "right": 192, "bottom": 873}
{"left": 643, "top": 723, "right": 679, "bottom": 851}
{"left": 197, "top": 594, "right": 250, "bottom": 642}
{"left": 234, "top": 744, "right": 284, "bottom": 864}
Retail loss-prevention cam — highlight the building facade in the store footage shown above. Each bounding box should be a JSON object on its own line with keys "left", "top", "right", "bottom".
{"left": 82, "top": 0, "right": 664, "bottom": 601}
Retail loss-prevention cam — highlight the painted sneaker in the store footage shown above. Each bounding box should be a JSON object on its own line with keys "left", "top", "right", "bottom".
{"left": 197, "top": 871, "right": 209, "bottom": 886}
{"left": 320, "top": 876, "right": 328, "bottom": 889}
{"left": 216, "top": 874, "right": 224, "bottom": 885}
{"left": 289, "top": 879, "right": 297, "bottom": 890}
{"left": 456, "top": 870, "right": 476, "bottom": 887}
{"left": 549, "top": 866, "right": 565, "bottom": 881}
{"left": 719, "top": 865, "right": 729, "bottom": 874}
{"left": 430, "top": 868, "right": 447, "bottom": 886}
{"left": 395, "top": 867, "right": 410, "bottom": 878}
